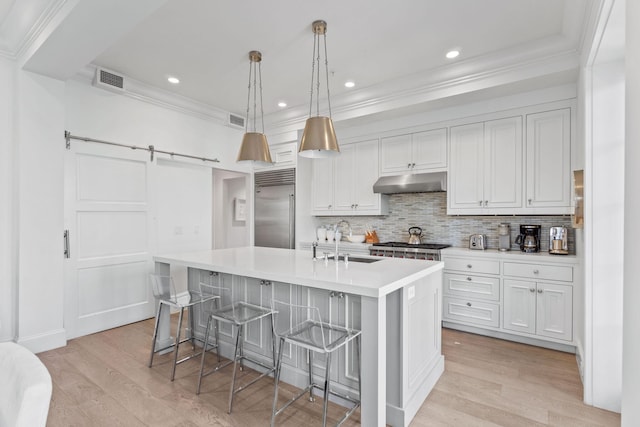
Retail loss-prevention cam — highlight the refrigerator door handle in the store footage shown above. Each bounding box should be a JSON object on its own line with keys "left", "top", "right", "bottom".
{"left": 289, "top": 194, "right": 295, "bottom": 249}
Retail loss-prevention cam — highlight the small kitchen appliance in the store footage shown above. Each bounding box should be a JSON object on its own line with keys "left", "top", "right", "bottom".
{"left": 549, "top": 226, "right": 569, "bottom": 255}
{"left": 498, "top": 223, "right": 511, "bottom": 251}
{"left": 408, "top": 227, "right": 423, "bottom": 244}
{"left": 515, "top": 225, "right": 541, "bottom": 253}
{"left": 469, "top": 234, "right": 487, "bottom": 250}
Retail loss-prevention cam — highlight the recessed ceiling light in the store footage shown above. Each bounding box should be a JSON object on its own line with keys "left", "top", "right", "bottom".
{"left": 167, "top": 76, "right": 180, "bottom": 84}
{"left": 344, "top": 81, "right": 355, "bottom": 88}
{"left": 277, "top": 101, "right": 287, "bottom": 108}
{"left": 446, "top": 50, "right": 460, "bottom": 59}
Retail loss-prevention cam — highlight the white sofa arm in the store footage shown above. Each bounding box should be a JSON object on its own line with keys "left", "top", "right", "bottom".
{"left": 0, "top": 342, "right": 53, "bottom": 427}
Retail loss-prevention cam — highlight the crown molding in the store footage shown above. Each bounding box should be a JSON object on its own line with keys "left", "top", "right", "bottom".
{"left": 265, "top": 44, "right": 581, "bottom": 135}
{"left": 73, "top": 65, "right": 233, "bottom": 126}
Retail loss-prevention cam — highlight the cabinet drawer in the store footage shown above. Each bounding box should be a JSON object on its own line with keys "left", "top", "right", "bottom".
{"left": 443, "top": 273, "right": 500, "bottom": 301}
{"left": 443, "top": 296, "right": 500, "bottom": 328}
{"left": 444, "top": 257, "right": 500, "bottom": 275}
{"left": 503, "top": 262, "right": 573, "bottom": 282}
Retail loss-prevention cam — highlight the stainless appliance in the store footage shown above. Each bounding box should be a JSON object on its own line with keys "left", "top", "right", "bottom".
{"left": 254, "top": 168, "right": 295, "bottom": 249}
{"left": 498, "top": 223, "right": 511, "bottom": 251}
{"left": 370, "top": 242, "right": 450, "bottom": 261}
{"left": 408, "top": 227, "right": 423, "bottom": 244}
{"left": 373, "top": 172, "right": 447, "bottom": 194}
{"left": 469, "top": 234, "right": 487, "bottom": 250}
{"left": 515, "top": 225, "right": 541, "bottom": 253}
{"left": 549, "top": 226, "right": 569, "bottom": 255}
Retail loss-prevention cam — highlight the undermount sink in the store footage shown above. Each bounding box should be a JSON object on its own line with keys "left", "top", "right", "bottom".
{"left": 334, "top": 255, "right": 382, "bottom": 263}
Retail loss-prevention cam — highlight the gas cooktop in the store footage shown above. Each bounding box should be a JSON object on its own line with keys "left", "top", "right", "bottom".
{"left": 371, "top": 242, "right": 451, "bottom": 250}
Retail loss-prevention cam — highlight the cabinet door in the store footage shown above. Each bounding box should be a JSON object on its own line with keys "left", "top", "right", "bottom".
{"left": 333, "top": 144, "right": 355, "bottom": 212}
{"left": 336, "top": 293, "right": 361, "bottom": 389}
{"left": 484, "top": 117, "right": 522, "bottom": 208}
{"left": 412, "top": 128, "right": 447, "bottom": 171}
{"left": 525, "top": 109, "right": 571, "bottom": 208}
{"left": 353, "top": 139, "right": 380, "bottom": 212}
{"left": 449, "top": 123, "right": 485, "bottom": 210}
{"left": 380, "top": 134, "right": 412, "bottom": 175}
{"left": 536, "top": 282, "right": 572, "bottom": 341}
{"left": 503, "top": 279, "right": 536, "bottom": 334}
{"left": 311, "top": 157, "right": 334, "bottom": 213}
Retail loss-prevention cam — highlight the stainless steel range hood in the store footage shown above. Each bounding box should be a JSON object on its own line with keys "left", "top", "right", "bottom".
{"left": 372, "top": 172, "right": 447, "bottom": 194}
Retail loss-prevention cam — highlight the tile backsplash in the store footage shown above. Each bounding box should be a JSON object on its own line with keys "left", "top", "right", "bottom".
{"left": 316, "top": 192, "right": 575, "bottom": 253}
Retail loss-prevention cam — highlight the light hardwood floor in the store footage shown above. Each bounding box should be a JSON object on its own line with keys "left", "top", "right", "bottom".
{"left": 38, "top": 319, "right": 620, "bottom": 426}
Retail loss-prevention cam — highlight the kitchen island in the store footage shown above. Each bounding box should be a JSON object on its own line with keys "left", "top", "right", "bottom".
{"left": 154, "top": 247, "right": 444, "bottom": 427}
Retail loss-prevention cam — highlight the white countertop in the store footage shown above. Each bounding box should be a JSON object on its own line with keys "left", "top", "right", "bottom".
{"left": 442, "top": 247, "right": 579, "bottom": 264}
{"left": 154, "top": 247, "right": 443, "bottom": 298}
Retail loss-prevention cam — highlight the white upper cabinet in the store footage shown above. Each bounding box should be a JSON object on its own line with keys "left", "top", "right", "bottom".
{"left": 448, "top": 117, "right": 522, "bottom": 213}
{"left": 380, "top": 128, "right": 447, "bottom": 175}
{"left": 311, "top": 157, "right": 334, "bottom": 213}
{"left": 311, "top": 139, "right": 388, "bottom": 216}
{"left": 525, "top": 109, "right": 572, "bottom": 211}
{"left": 254, "top": 141, "right": 297, "bottom": 170}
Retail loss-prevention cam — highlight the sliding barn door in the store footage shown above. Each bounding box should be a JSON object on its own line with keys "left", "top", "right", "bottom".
{"left": 64, "top": 142, "right": 155, "bottom": 339}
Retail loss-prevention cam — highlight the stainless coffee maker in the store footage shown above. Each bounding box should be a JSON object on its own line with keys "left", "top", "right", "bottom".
{"left": 515, "top": 225, "right": 541, "bottom": 253}
{"left": 549, "top": 226, "right": 569, "bottom": 255}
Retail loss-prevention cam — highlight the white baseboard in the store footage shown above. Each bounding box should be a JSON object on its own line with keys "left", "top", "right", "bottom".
{"left": 17, "top": 328, "right": 67, "bottom": 353}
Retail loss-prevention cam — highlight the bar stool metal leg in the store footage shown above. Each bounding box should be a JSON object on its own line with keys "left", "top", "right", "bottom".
{"left": 148, "top": 302, "right": 164, "bottom": 368}
{"left": 270, "top": 337, "right": 286, "bottom": 427}
{"left": 196, "top": 315, "right": 214, "bottom": 395}
{"left": 228, "top": 324, "right": 243, "bottom": 414}
{"left": 322, "top": 352, "right": 332, "bottom": 427}
{"left": 171, "top": 307, "right": 185, "bottom": 381}
{"left": 308, "top": 349, "right": 315, "bottom": 402}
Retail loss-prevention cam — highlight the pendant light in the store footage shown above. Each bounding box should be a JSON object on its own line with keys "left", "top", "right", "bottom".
{"left": 237, "top": 50, "right": 273, "bottom": 165}
{"left": 298, "top": 20, "right": 340, "bottom": 158}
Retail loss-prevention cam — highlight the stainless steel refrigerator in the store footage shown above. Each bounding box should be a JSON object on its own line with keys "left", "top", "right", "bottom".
{"left": 254, "top": 168, "right": 295, "bottom": 249}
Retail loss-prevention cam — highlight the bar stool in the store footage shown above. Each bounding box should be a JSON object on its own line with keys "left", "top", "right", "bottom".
{"left": 197, "top": 278, "right": 277, "bottom": 414}
{"left": 270, "top": 299, "right": 361, "bottom": 427}
{"left": 148, "top": 274, "right": 219, "bottom": 381}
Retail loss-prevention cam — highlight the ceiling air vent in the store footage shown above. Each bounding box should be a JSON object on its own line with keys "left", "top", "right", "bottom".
{"left": 227, "top": 113, "right": 245, "bottom": 129}
{"left": 93, "top": 67, "right": 126, "bottom": 93}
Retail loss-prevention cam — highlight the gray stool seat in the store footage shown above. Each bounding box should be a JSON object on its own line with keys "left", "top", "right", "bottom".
{"left": 197, "top": 287, "right": 276, "bottom": 414}
{"left": 271, "top": 300, "right": 361, "bottom": 427}
{"left": 148, "top": 274, "right": 218, "bottom": 381}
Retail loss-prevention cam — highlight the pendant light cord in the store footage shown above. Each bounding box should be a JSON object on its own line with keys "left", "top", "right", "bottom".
{"left": 245, "top": 59, "right": 252, "bottom": 133}
{"left": 323, "top": 31, "right": 332, "bottom": 119}
{"left": 258, "top": 60, "right": 265, "bottom": 134}
{"left": 307, "top": 24, "right": 333, "bottom": 119}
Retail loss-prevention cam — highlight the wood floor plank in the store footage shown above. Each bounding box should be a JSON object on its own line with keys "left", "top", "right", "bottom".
{"left": 40, "top": 321, "right": 620, "bottom": 426}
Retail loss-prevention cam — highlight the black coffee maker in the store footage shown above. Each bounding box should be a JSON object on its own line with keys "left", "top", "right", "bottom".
{"left": 515, "top": 225, "right": 541, "bottom": 253}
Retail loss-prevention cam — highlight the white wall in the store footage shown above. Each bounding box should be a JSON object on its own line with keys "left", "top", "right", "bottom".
{"left": 623, "top": 1, "right": 640, "bottom": 424}
{"left": 212, "top": 169, "right": 250, "bottom": 249}
{"left": 588, "top": 59, "right": 624, "bottom": 412}
{"left": 155, "top": 159, "right": 213, "bottom": 291}
{"left": 15, "top": 70, "right": 66, "bottom": 352}
{"left": 0, "top": 57, "right": 14, "bottom": 342}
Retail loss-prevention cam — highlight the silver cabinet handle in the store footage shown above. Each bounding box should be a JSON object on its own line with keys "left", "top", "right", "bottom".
{"left": 467, "top": 264, "right": 472, "bottom": 268}
{"left": 529, "top": 288, "right": 536, "bottom": 293}
{"left": 484, "top": 200, "right": 488, "bottom": 207}
{"left": 528, "top": 198, "right": 532, "bottom": 205}
{"left": 466, "top": 302, "right": 472, "bottom": 307}
{"left": 479, "top": 201, "right": 483, "bottom": 206}
{"left": 63, "top": 230, "right": 70, "bottom": 259}
{"left": 260, "top": 280, "right": 272, "bottom": 286}
{"left": 328, "top": 204, "right": 332, "bottom": 209}
{"left": 330, "top": 291, "right": 344, "bottom": 298}
{"left": 533, "top": 269, "right": 540, "bottom": 274}
{"left": 466, "top": 277, "right": 472, "bottom": 281}
{"left": 537, "top": 289, "right": 543, "bottom": 294}
{"left": 351, "top": 204, "right": 355, "bottom": 208}
{"left": 407, "top": 163, "right": 412, "bottom": 169}
{"left": 412, "top": 163, "right": 416, "bottom": 168}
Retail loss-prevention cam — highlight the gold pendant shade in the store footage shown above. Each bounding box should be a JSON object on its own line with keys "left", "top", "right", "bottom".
{"left": 237, "top": 50, "right": 273, "bottom": 166}
{"left": 298, "top": 20, "right": 340, "bottom": 158}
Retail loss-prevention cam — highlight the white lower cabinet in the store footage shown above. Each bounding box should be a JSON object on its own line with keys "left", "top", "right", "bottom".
{"left": 442, "top": 249, "right": 577, "bottom": 349}
{"left": 503, "top": 279, "right": 572, "bottom": 341}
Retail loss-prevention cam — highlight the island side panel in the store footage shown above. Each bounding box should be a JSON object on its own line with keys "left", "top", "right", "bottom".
{"left": 360, "top": 294, "right": 387, "bottom": 427}
{"left": 153, "top": 261, "right": 172, "bottom": 352}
